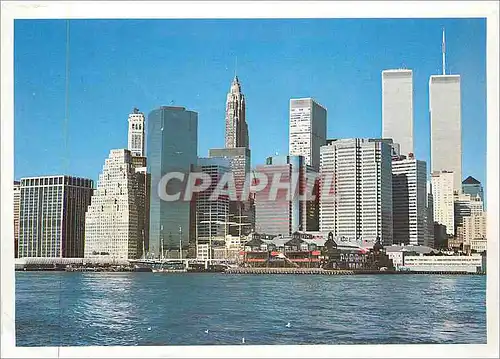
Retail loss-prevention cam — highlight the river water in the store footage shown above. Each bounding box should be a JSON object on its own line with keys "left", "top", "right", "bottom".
{"left": 15, "top": 272, "right": 486, "bottom": 346}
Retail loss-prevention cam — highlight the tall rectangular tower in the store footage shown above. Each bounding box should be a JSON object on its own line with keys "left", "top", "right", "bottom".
{"left": 254, "top": 155, "right": 316, "bottom": 236}
{"left": 382, "top": 69, "right": 414, "bottom": 156}
{"left": 431, "top": 171, "right": 455, "bottom": 239}
{"left": 429, "top": 75, "right": 462, "bottom": 191}
{"left": 196, "top": 157, "right": 231, "bottom": 239}
{"left": 289, "top": 98, "right": 327, "bottom": 169}
{"left": 429, "top": 30, "right": 462, "bottom": 192}
{"left": 392, "top": 155, "right": 427, "bottom": 246}
{"left": 147, "top": 106, "right": 198, "bottom": 258}
{"left": 18, "top": 176, "right": 94, "bottom": 258}
{"left": 319, "top": 139, "right": 393, "bottom": 245}
{"left": 128, "top": 108, "right": 145, "bottom": 157}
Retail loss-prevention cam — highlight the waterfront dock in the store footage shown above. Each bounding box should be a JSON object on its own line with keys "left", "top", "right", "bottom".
{"left": 224, "top": 267, "right": 355, "bottom": 275}
{"left": 223, "top": 267, "right": 485, "bottom": 275}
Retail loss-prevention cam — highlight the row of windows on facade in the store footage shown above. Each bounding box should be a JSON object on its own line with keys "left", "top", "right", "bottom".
{"left": 130, "top": 123, "right": 143, "bottom": 130}
{"left": 21, "top": 177, "right": 92, "bottom": 187}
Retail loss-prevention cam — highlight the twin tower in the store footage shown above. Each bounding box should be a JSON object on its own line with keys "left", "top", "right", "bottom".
{"left": 382, "top": 30, "right": 462, "bottom": 192}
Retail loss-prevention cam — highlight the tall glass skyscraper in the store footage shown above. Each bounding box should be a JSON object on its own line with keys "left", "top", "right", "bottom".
{"left": 147, "top": 106, "right": 198, "bottom": 258}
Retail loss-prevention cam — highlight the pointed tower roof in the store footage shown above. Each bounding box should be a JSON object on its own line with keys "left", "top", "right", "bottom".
{"left": 230, "top": 76, "right": 241, "bottom": 93}
{"left": 462, "top": 176, "right": 481, "bottom": 185}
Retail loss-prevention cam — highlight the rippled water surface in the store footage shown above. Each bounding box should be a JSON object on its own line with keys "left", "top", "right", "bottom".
{"left": 15, "top": 273, "right": 486, "bottom": 346}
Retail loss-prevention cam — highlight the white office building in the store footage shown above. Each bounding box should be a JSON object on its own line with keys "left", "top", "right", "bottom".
{"left": 392, "top": 155, "right": 427, "bottom": 246}
{"left": 84, "top": 149, "right": 143, "bottom": 260}
{"left": 289, "top": 98, "right": 327, "bottom": 169}
{"left": 431, "top": 171, "right": 455, "bottom": 238}
{"left": 382, "top": 69, "right": 414, "bottom": 156}
{"left": 319, "top": 138, "right": 393, "bottom": 245}
{"left": 461, "top": 212, "right": 487, "bottom": 246}
{"left": 128, "top": 108, "right": 145, "bottom": 157}
{"left": 429, "top": 75, "right": 462, "bottom": 191}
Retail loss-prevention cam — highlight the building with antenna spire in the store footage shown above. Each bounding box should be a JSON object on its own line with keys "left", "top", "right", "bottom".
{"left": 225, "top": 75, "right": 249, "bottom": 149}
{"left": 429, "top": 28, "right": 462, "bottom": 192}
{"left": 207, "top": 75, "right": 255, "bottom": 237}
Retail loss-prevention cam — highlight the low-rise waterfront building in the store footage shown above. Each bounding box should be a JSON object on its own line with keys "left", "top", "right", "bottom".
{"left": 402, "top": 254, "right": 482, "bottom": 273}
{"left": 241, "top": 231, "right": 391, "bottom": 270}
{"left": 14, "top": 181, "right": 21, "bottom": 258}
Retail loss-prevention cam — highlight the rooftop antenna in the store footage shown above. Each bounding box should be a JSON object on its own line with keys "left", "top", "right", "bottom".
{"left": 234, "top": 56, "right": 238, "bottom": 78}
{"left": 442, "top": 27, "right": 446, "bottom": 75}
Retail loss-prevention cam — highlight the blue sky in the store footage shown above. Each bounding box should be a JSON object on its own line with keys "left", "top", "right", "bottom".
{"left": 14, "top": 18, "right": 487, "bottom": 197}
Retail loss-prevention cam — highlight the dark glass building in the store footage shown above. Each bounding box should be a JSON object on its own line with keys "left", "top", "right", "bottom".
{"left": 147, "top": 106, "right": 198, "bottom": 258}
{"left": 462, "top": 176, "right": 484, "bottom": 203}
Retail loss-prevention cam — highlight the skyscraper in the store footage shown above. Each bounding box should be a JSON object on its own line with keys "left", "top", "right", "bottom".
{"left": 225, "top": 76, "right": 249, "bottom": 149}
{"left": 462, "top": 176, "right": 484, "bottom": 204}
{"left": 319, "top": 139, "right": 393, "bottom": 245}
{"left": 289, "top": 98, "right": 327, "bottom": 169}
{"left": 431, "top": 171, "right": 455, "bottom": 240}
{"left": 196, "top": 157, "right": 231, "bottom": 239}
{"left": 147, "top": 106, "right": 198, "bottom": 258}
{"left": 382, "top": 69, "right": 414, "bottom": 156}
{"left": 128, "top": 107, "right": 146, "bottom": 157}
{"left": 18, "top": 176, "right": 93, "bottom": 258}
{"left": 84, "top": 149, "right": 143, "bottom": 260}
{"left": 218, "top": 76, "right": 254, "bottom": 236}
{"left": 127, "top": 109, "right": 150, "bottom": 256}
{"left": 429, "top": 30, "right": 462, "bottom": 191}
{"left": 254, "top": 155, "right": 317, "bottom": 236}
{"left": 392, "top": 154, "right": 427, "bottom": 246}
{"left": 461, "top": 212, "right": 487, "bottom": 247}
{"left": 208, "top": 147, "right": 254, "bottom": 237}
{"left": 426, "top": 181, "right": 435, "bottom": 248}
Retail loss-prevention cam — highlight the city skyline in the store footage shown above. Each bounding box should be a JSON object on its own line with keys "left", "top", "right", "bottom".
{"left": 14, "top": 18, "right": 487, "bottom": 203}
